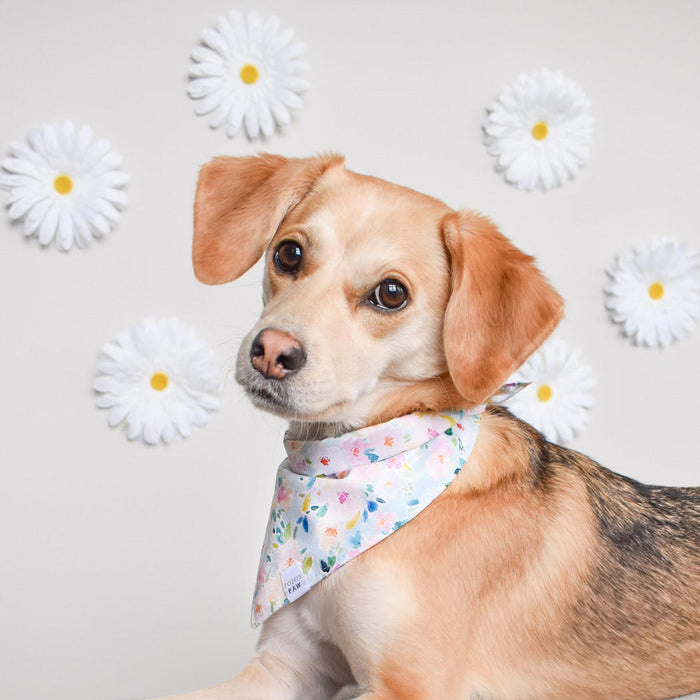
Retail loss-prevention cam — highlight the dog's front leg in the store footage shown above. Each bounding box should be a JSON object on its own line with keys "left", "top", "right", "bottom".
{"left": 156, "top": 607, "right": 345, "bottom": 700}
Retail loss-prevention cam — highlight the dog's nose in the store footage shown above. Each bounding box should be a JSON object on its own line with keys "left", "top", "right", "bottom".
{"left": 250, "top": 329, "right": 306, "bottom": 379}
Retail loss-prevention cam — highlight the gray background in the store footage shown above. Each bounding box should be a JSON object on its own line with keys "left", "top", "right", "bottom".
{"left": 0, "top": 0, "right": 698, "bottom": 698}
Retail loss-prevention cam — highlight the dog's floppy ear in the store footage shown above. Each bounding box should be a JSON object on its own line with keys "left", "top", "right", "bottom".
{"left": 193, "top": 153, "right": 345, "bottom": 284}
{"left": 442, "top": 210, "right": 564, "bottom": 403}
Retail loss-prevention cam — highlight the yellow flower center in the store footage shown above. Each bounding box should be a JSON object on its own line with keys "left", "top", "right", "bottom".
{"left": 150, "top": 372, "right": 169, "bottom": 391}
{"left": 53, "top": 174, "right": 73, "bottom": 195}
{"left": 531, "top": 121, "right": 549, "bottom": 140}
{"left": 537, "top": 384, "right": 553, "bottom": 402}
{"left": 648, "top": 282, "right": 664, "bottom": 300}
{"left": 240, "top": 64, "right": 260, "bottom": 85}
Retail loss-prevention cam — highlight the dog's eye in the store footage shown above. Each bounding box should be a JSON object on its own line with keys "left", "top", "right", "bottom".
{"left": 369, "top": 279, "right": 409, "bottom": 311}
{"left": 274, "top": 240, "right": 303, "bottom": 274}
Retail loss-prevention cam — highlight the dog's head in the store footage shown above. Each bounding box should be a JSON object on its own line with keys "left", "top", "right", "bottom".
{"left": 194, "top": 154, "right": 563, "bottom": 428}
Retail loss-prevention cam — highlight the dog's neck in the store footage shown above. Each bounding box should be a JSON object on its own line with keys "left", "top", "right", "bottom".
{"left": 286, "top": 374, "right": 474, "bottom": 441}
{"left": 286, "top": 420, "right": 352, "bottom": 442}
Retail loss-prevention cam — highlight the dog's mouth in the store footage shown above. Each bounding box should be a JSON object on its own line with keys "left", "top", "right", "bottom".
{"left": 241, "top": 372, "right": 350, "bottom": 422}
{"left": 245, "top": 382, "right": 294, "bottom": 415}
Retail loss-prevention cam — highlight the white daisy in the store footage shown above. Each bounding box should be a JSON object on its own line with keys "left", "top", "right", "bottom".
{"left": 188, "top": 9, "right": 310, "bottom": 139}
{"left": 0, "top": 121, "right": 128, "bottom": 251}
{"left": 94, "top": 318, "right": 221, "bottom": 446}
{"left": 605, "top": 238, "right": 700, "bottom": 348}
{"left": 505, "top": 338, "right": 595, "bottom": 444}
{"left": 483, "top": 68, "right": 594, "bottom": 191}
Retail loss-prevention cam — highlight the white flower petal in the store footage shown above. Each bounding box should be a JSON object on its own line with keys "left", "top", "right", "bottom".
{"left": 82, "top": 138, "right": 112, "bottom": 170}
{"left": 201, "top": 26, "right": 229, "bottom": 55}
{"left": 107, "top": 403, "right": 131, "bottom": 427}
{"left": 188, "top": 77, "right": 223, "bottom": 99}
{"left": 258, "top": 103, "right": 275, "bottom": 137}
{"left": 194, "top": 89, "right": 229, "bottom": 116}
{"left": 56, "top": 207, "right": 74, "bottom": 251}
{"left": 143, "top": 418, "right": 162, "bottom": 446}
{"left": 244, "top": 107, "right": 261, "bottom": 139}
{"left": 269, "top": 99, "right": 292, "bottom": 126}
{"left": 87, "top": 211, "right": 111, "bottom": 236}
{"left": 191, "top": 45, "right": 222, "bottom": 66}
{"left": 189, "top": 61, "right": 225, "bottom": 78}
{"left": 2, "top": 156, "right": 42, "bottom": 178}
{"left": 208, "top": 92, "right": 237, "bottom": 129}
{"left": 23, "top": 198, "right": 52, "bottom": 235}
{"left": 38, "top": 204, "right": 59, "bottom": 245}
{"left": 92, "top": 149, "right": 123, "bottom": 174}
{"left": 8, "top": 191, "right": 47, "bottom": 220}
{"left": 99, "top": 187, "right": 128, "bottom": 208}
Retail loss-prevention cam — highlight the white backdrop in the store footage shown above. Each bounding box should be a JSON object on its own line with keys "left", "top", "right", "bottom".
{"left": 1, "top": 1, "right": 698, "bottom": 698}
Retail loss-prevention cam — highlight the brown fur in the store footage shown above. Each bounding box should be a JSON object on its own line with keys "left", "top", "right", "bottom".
{"left": 442, "top": 212, "right": 564, "bottom": 403}
{"left": 193, "top": 154, "right": 344, "bottom": 284}
{"left": 364, "top": 408, "right": 700, "bottom": 699}
{"left": 155, "top": 154, "right": 699, "bottom": 700}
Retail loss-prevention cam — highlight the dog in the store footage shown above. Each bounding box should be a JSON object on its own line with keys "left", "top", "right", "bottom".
{"left": 157, "top": 154, "right": 699, "bottom": 700}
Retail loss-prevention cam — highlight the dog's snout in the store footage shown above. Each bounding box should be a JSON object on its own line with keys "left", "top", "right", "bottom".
{"left": 250, "top": 329, "right": 306, "bottom": 379}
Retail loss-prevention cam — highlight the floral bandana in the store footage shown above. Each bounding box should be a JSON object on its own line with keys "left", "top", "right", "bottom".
{"left": 251, "top": 406, "right": 484, "bottom": 627}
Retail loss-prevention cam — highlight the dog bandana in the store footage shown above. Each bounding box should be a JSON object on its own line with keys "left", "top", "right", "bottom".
{"left": 251, "top": 406, "right": 484, "bottom": 627}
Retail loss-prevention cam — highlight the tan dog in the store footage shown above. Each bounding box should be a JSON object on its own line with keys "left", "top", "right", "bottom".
{"left": 160, "top": 154, "right": 699, "bottom": 700}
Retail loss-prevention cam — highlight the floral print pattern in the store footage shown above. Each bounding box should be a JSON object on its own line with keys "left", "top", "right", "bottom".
{"left": 252, "top": 407, "right": 484, "bottom": 626}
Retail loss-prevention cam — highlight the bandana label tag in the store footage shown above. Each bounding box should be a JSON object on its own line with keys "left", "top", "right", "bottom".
{"left": 280, "top": 562, "right": 310, "bottom": 603}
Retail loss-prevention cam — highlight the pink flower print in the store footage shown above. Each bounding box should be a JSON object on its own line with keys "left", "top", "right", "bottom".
{"left": 427, "top": 427, "right": 439, "bottom": 439}
{"left": 276, "top": 484, "right": 293, "bottom": 509}
{"left": 386, "top": 456, "right": 402, "bottom": 470}
{"left": 276, "top": 538, "right": 302, "bottom": 567}
{"left": 343, "top": 437, "right": 367, "bottom": 465}
{"left": 426, "top": 444, "right": 451, "bottom": 480}
{"left": 338, "top": 491, "right": 350, "bottom": 504}
{"left": 376, "top": 512, "right": 396, "bottom": 533}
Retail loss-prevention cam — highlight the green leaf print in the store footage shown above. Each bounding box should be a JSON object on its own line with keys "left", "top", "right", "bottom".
{"left": 302, "top": 557, "right": 313, "bottom": 574}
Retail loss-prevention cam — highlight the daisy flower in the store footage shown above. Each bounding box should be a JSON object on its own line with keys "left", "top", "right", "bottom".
{"left": 483, "top": 68, "right": 594, "bottom": 191}
{"left": 0, "top": 121, "right": 128, "bottom": 250}
{"left": 94, "top": 318, "right": 221, "bottom": 446}
{"left": 188, "top": 9, "right": 310, "bottom": 139}
{"left": 505, "top": 338, "right": 595, "bottom": 444}
{"left": 605, "top": 238, "right": 700, "bottom": 348}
